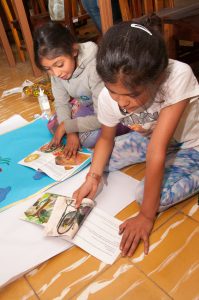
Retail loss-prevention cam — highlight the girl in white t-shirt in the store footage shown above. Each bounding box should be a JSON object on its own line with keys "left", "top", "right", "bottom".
{"left": 73, "top": 18, "right": 199, "bottom": 257}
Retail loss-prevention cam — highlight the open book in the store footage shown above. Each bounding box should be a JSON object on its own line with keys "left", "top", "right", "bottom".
{"left": 22, "top": 193, "right": 95, "bottom": 240}
{"left": 18, "top": 143, "right": 92, "bottom": 181}
{"left": 21, "top": 193, "right": 122, "bottom": 264}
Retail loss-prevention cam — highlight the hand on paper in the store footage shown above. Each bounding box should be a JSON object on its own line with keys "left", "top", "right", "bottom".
{"left": 73, "top": 177, "right": 98, "bottom": 207}
{"left": 49, "top": 122, "right": 65, "bottom": 147}
{"left": 64, "top": 132, "right": 80, "bottom": 158}
{"left": 119, "top": 212, "right": 154, "bottom": 257}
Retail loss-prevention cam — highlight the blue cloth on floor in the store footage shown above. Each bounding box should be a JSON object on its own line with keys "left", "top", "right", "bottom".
{"left": 0, "top": 118, "right": 54, "bottom": 211}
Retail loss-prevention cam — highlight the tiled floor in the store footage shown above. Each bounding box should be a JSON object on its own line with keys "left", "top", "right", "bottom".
{"left": 0, "top": 47, "right": 199, "bottom": 300}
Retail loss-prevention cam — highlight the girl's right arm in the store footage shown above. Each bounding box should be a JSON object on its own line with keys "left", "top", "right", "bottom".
{"left": 51, "top": 76, "right": 71, "bottom": 123}
{"left": 73, "top": 124, "right": 117, "bottom": 206}
{"left": 51, "top": 78, "right": 81, "bottom": 156}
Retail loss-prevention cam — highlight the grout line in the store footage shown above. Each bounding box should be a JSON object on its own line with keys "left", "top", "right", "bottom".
{"left": 24, "top": 275, "right": 41, "bottom": 300}
{"left": 129, "top": 260, "right": 174, "bottom": 299}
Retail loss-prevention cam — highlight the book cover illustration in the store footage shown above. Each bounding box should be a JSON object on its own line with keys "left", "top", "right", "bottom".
{"left": 22, "top": 193, "right": 60, "bottom": 225}
{"left": 44, "top": 197, "right": 95, "bottom": 240}
{"left": 18, "top": 143, "right": 92, "bottom": 181}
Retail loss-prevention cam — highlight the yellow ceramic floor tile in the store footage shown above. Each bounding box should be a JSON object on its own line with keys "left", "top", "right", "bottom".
{"left": 180, "top": 198, "right": 199, "bottom": 223}
{"left": 130, "top": 213, "right": 199, "bottom": 300}
{"left": 116, "top": 201, "right": 140, "bottom": 221}
{"left": 73, "top": 257, "right": 170, "bottom": 300}
{"left": 122, "top": 164, "right": 146, "bottom": 181}
{"left": 173, "top": 194, "right": 197, "bottom": 210}
{"left": 174, "top": 194, "right": 199, "bottom": 223}
{"left": 153, "top": 207, "right": 178, "bottom": 231}
{"left": 122, "top": 163, "right": 145, "bottom": 177}
{"left": 0, "top": 277, "right": 37, "bottom": 300}
{"left": 26, "top": 246, "right": 109, "bottom": 300}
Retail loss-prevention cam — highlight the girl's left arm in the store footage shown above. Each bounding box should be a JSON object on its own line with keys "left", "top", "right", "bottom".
{"left": 120, "top": 98, "right": 189, "bottom": 257}
{"left": 141, "top": 99, "right": 189, "bottom": 220}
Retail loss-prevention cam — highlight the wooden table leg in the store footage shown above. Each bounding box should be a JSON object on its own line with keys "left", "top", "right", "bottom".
{"left": 0, "top": 17, "right": 15, "bottom": 67}
{"left": 163, "top": 23, "right": 176, "bottom": 58}
{"left": 98, "top": 0, "right": 113, "bottom": 34}
{"left": 1, "top": 0, "right": 26, "bottom": 62}
{"left": 12, "top": 0, "right": 42, "bottom": 77}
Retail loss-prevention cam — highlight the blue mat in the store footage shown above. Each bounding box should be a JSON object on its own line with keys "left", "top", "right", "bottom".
{"left": 0, "top": 119, "right": 55, "bottom": 211}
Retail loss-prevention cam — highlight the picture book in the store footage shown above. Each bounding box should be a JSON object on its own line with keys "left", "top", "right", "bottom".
{"left": 21, "top": 192, "right": 122, "bottom": 264}
{"left": 22, "top": 193, "right": 58, "bottom": 225}
{"left": 18, "top": 143, "right": 92, "bottom": 181}
{"left": 22, "top": 193, "right": 95, "bottom": 240}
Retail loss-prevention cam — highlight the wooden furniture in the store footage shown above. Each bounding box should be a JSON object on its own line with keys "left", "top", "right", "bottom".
{"left": 98, "top": 0, "right": 113, "bottom": 34}
{"left": 0, "top": 16, "right": 15, "bottom": 67}
{"left": 98, "top": 1, "right": 199, "bottom": 60}
{"left": 1, "top": 0, "right": 49, "bottom": 63}
{"left": 98, "top": 0, "right": 175, "bottom": 33}
{"left": 30, "top": 0, "right": 47, "bottom": 14}
{"left": 63, "top": 0, "right": 93, "bottom": 39}
{"left": 1, "top": 0, "right": 26, "bottom": 62}
{"left": 12, "top": 0, "right": 42, "bottom": 77}
{"left": 158, "top": 3, "right": 199, "bottom": 58}
{"left": 1, "top": 0, "right": 96, "bottom": 77}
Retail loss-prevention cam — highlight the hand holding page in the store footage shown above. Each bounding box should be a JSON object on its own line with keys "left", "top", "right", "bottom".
{"left": 44, "top": 197, "right": 95, "bottom": 239}
{"left": 22, "top": 193, "right": 95, "bottom": 239}
{"left": 22, "top": 192, "right": 122, "bottom": 264}
{"left": 18, "top": 143, "right": 92, "bottom": 181}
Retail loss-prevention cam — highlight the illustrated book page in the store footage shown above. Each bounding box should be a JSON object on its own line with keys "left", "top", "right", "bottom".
{"left": 44, "top": 196, "right": 95, "bottom": 240}
{"left": 22, "top": 192, "right": 122, "bottom": 264}
{"left": 22, "top": 193, "right": 95, "bottom": 240}
{"left": 18, "top": 143, "right": 92, "bottom": 181}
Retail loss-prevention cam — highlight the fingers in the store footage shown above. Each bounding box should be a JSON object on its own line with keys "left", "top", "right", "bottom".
{"left": 49, "top": 136, "right": 60, "bottom": 147}
{"left": 73, "top": 186, "right": 89, "bottom": 207}
{"left": 120, "top": 232, "right": 140, "bottom": 257}
{"left": 143, "top": 234, "right": 149, "bottom": 255}
{"left": 120, "top": 230, "right": 150, "bottom": 257}
{"left": 73, "top": 189, "right": 82, "bottom": 208}
{"left": 64, "top": 133, "right": 80, "bottom": 158}
{"left": 75, "top": 187, "right": 97, "bottom": 207}
{"left": 73, "top": 182, "right": 98, "bottom": 208}
{"left": 119, "top": 221, "right": 127, "bottom": 234}
{"left": 72, "top": 189, "right": 78, "bottom": 200}
{"left": 64, "top": 144, "right": 79, "bottom": 158}
{"left": 87, "top": 189, "right": 97, "bottom": 200}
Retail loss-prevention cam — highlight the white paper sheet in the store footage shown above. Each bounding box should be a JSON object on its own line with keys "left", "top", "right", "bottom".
{"left": 0, "top": 114, "right": 28, "bottom": 135}
{"left": 0, "top": 167, "right": 138, "bottom": 287}
{"left": 74, "top": 207, "right": 122, "bottom": 264}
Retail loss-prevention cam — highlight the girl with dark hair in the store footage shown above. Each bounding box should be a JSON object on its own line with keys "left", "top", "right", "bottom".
{"left": 73, "top": 18, "right": 199, "bottom": 257}
{"left": 34, "top": 22, "right": 104, "bottom": 157}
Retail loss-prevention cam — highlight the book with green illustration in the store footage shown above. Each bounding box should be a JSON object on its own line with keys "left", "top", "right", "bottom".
{"left": 18, "top": 143, "right": 92, "bottom": 181}
{"left": 22, "top": 193, "right": 95, "bottom": 240}
{"left": 21, "top": 192, "right": 122, "bottom": 264}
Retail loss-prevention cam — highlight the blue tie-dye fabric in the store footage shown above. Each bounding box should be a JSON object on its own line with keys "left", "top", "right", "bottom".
{"left": 0, "top": 118, "right": 54, "bottom": 211}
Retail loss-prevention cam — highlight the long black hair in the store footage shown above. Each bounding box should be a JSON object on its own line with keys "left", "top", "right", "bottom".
{"left": 97, "top": 15, "right": 168, "bottom": 91}
{"left": 34, "top": 22, "right": 77, "bottom": 70}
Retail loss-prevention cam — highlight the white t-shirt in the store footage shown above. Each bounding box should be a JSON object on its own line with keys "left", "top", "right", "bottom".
{"left": 98, "top": 59, "right": 199, "bottom": 150}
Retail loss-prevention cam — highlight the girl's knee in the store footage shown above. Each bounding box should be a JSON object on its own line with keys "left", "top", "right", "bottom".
{"left": 134, "top": 178, "right": 199, "bottom": 213}
{"left": 159, "top": 174, "right": 199, "bottom": 211}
